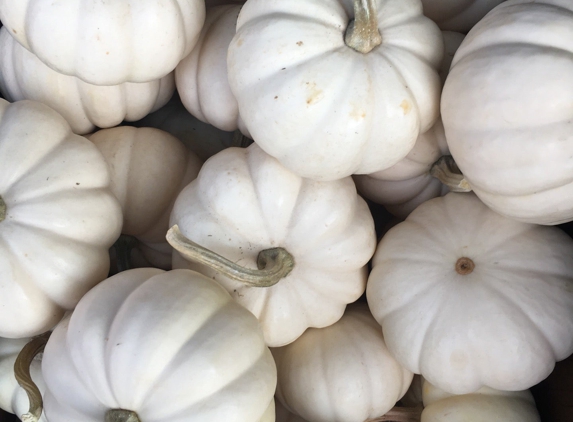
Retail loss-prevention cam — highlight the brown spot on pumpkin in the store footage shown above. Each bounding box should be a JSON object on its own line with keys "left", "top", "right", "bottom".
{"left": 236, "top": 38, "right": 244, "bottom": 47}
{"left": 400, "top": 99, "right": 412, "bottom": 115}
{"left": 106, "top": 51, "right": 109, "bottom": 55}
{"left": 304, "top": 82, "right": 323, "bottom": 106}
{"left": 296, "top": 41, "right": 303, "bottom": 46}
{"left": 274, "top": 96, "right": 278, "bottom": 99}
{"left": 349, "top": 102, "right": 366, "bottom": 120}
{"left": 12, "top": 29, "right": 17, "bottom": 34}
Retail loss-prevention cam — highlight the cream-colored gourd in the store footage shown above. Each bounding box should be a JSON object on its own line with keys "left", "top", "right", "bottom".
{"left": 41, "top": 268, "right": 277, "bottom": 422}
{"left": 353, "top": 31, "right": 464, "bottom": 218}
{"left": 176, "top": 5, "right": 250, "bottom": 136}
{"left": 89, "top": 126, "right": 202, "bottom": 269}
{"left": 132, "top": 93, "right": 248, "bottom": 162}
{"left": 367, "top": 193, "right": 573, "bottom": 394}
{"left": 421, "top": 0, "right": 505, "bottom": 32}
{"left": 0, "top": 99, "right": 122, "bottom": 339}
{"left": 0, "top": 27, "right": 174, "bottom": 135}
{"left": 0, "top": 0, "right": 205, "bottom": 85}
{"left": 273, "top": 303, "right": 413, "bottom": 422}
{"left": 441, "top": 0, "right": 573, "bottom": 225}
{"left": 421, "top": 378, "right": 540, "bottom": 422}
{"left": 170, "top": 144, "right": 376, "bottom": 347}
{"left": 227, "top": 0, "right": 443, "bottom": 181}
{"left": 0, "top": 337, "right": 46, "bottom": 421}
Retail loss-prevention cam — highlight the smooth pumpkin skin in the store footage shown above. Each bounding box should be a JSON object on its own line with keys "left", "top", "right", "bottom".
{"left": 0, "top": 27, "right": 174, "bottom": 135}
{"left": 0, "top": 99, "right": 122, "bottom": 338}
{"left": 421, "top": 0, "right": 505, "bottom": 32}
{"left": 366, "top": 192, "right": 573, "bottom": 394}
{"left": 170, "top": 144, "right": 376, "bottom": 347}
{"left": 42, "top": 268, "right": 277, "bottom": 422}
{"left": 421, "top": 378, "right": 540, "bottom": 422}
{"left": 441, "top": 0, "right": 573, "bottom": 225}
{"left": 0, "top": 0, "right": 205, "bottom": 85}
{"left": 273, "top": 304, "right": 412, "bottom": 422}
{"left": 176, "top": 4, "right": 250, "bottom": 136}
{"left": 0, "top": 337, "right": 46, "bottom": 421}
{"left": 89, "top": 127, "right": 202, "bottom": 245}
{"left": 227, "top": 0, "right": 443, "bottom": 181}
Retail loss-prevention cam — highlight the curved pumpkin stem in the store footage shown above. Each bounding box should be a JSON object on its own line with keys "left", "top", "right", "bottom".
{"left": 345, "top": 0, "right": 383, "bottom": 54}
{"left": 430, "top": 155, "right": 472, "bottom": 193}
{"left": 106, "top": 409, "right": 141, "bottom": 422}
{"left": 166, "top": 225, "right": 295, "bottom": 287}
{"left": 366, "top": 405, "right": 423, "bottom": 422}
{"left": 14, "top": 332, "right": 51, "bottom": 422}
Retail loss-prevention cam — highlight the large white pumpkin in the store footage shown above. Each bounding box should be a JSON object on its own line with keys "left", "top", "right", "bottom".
{"left": 441, "top": 0, "right": 573, "bottom": 225}
{"left": 0, "top": 27, "right": 174, "bottom": 135}
{"left": 170, "top": 144, "right": 376, "bottom": 347}
{"left": 273, "top": 303, "right": 413, "bottom": 422}
{"left": 41, "top": 268, "right": 277, "bottom": 422}
{"left": 0, "top": 0, "right": 205, "bottom": 85}
{"left": 176, "top": 4, "right": 250, "bottom": 136}
{"left": 367, "top": 192, "right": 573, "bottom": 394}
{"left": 0, "top": 99, "right": 122, "bottom": 339}
{"left": 227, "top": 0, "right": 443, "bottom": 181}
{"left": 421, "top": 378, "right": 540, "bottom": 422}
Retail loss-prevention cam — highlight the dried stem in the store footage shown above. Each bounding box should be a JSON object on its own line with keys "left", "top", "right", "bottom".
{"left": 345, "top": 0, "right": 383, "bottom": 53}
{"left": 430, "top": 156, "right": 471, "bottom": 192}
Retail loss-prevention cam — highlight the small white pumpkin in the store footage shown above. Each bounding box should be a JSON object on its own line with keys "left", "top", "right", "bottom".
{"left": 367, "top": 192, "right": 573, "bottom": 394}
{"left": 0, "top": 99, "right": 122, "bottom": 339}
{"left": 227, "top": 0, "right": 443, "bottom": 181}
{"left": 421, "top": 0, "right": 505, "bottom": 33}
{"left": 0, "top": 27, "right": 174, "bottom": 135}
{"left": 0, "top": 337, "right": 46, "bottom": 421}
{"left": 441, "top": 0, "right": 573, "bottom": 225}
{"left": 273, "top": 303, "right": 413, "bottom": 422}
{"left": 421, "top": 378, "right": 540, "bottom": 422}
{"left": 41, "top": 268, "right": 277, "bottom": 422}
{"left": 169, "top": 143, "right": 376, "bottom": 347}
{"left": 0, "top": 0, "right": 205, "bottom": 85}
{"left": 176, "top": 4, "right": 250, "bottom": 136}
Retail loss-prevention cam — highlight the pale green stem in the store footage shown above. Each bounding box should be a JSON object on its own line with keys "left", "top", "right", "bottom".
{"left": 0, "top": 195, "right": 6, "bottom": 222}
{"left": 430, "top": 156, "right": 472, "bottom": 192}
{"left": 105, "top": 409, "right": 141, "bottom": 422}
{"left": 15, "top": 332, "right": 51, "bottom": 422}
{"left": 345, "top": 0, "right": 383, "bottom": 54}
{"left": 166, "top": 225, "right": 294, "bottom": 288}
{"left": 366, "top": 406, "right": 423, "bottom": 422}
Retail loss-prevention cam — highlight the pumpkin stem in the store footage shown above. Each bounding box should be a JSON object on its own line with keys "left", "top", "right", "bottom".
{"left": 166, "top": 224, "right": 295, "bottom": 288}
{"left": 0, "top": 195, "right": 6, "bottom": 222}
{"left": 366, "top": 405, "right": 423, "bottom": 422}
{"left": 430, "top": 156, "right": 472, "bottom": 193}
{"left": 15, "top": 332, "right": 51, "bottom": 422}
{"left": 105, "top": 409, "right": 141, "bottom": 422}
{"left": 345, "top": 0, "right": 382, "bottom": 54}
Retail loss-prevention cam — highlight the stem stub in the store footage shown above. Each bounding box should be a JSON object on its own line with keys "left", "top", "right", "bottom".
{"left": 345, "top": 0, "right": 382, "bottom": 54}
{"left": 106, "top": 409, "right": 141, "bottom": 422}
{"left": 0, "top": 195, "right": 6, "bottom": 222}
{"left": 430, "top": 156, "right": 472, "bottom": 193}
{"left": 456, "top": 257, "right": 475, "bottom": 275}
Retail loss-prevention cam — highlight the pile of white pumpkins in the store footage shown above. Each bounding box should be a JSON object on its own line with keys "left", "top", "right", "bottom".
{"left": 0, "top": 0, "right": 571, "bottom": 421}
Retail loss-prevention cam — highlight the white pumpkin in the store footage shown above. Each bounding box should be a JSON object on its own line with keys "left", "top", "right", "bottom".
{"left": 0, "top": 337, "right": 46, "bottom": 421}
{"left": 354, "top": 119, "right": 450, "bottom": 219}
{"left": 366, "top": 192, "right": 573, "bottom": 394}
{"left": 0, "top": 27, "right": 175, "bottom": 135}
{"left": 89, "top": 126, "right": 202, "bottom": 270}
{"left": 41, "top": 268, "right": 277, "bottom": 422}
{"left": 176, "top": 4, "right": 250, "bottom": 136}
{"left": 169, "top": 143, "right": 376, "bottom": 347}
{"left": 421, "top": 378, "right": 540, "bottom": 422}
{"left": 0, "top": 0, "right": 205, "bottom": 85}
{"left": 131, "top": 93, "right": 247, "bottom": 162}
{"left": 0, "top": 99, "right": 122, "bottom": 339}
{"left": 273, "top": 303, "right": 413, "bottom": 422}
{"left": 441, "top": 0, "right": 573, "bottom": 225}
{"left": 421, "top": 0, "right": 506, "bottom": 33}
{"left": 227, "top": 0, "right": 443, "bottom": 181}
